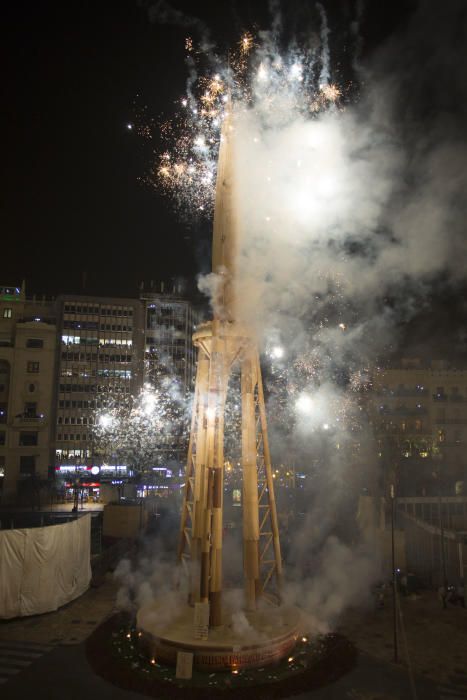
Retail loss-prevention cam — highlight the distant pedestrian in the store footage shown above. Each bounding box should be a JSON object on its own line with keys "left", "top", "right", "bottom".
{"left": 438, "top": 585, "right": 447, "bottom": 609}
{"left": 457, "top": 580, "right": 465, "bottom": 608}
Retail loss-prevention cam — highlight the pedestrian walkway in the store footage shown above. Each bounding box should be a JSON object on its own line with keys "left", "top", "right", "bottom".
{"left": 0, "top": 572, "right": 119, "bottom": 647}
{"left": 338, "top": 590, "right": 467, "bottom": 690}
{"left": 0, "top": 640, "right": 54, "bottom": 686}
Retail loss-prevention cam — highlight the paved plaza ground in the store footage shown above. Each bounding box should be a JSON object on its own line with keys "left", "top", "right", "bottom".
{"left": 338, "top": 587, "right": 467, "bottom": 692}
{"left": 1, "top": 567, "right": 466, "bottom": 698}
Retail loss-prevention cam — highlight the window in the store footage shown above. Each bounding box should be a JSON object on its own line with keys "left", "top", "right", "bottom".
{"left": 27, "top": 361, "right": 40, "bottom": 373}
{"left": 24, "top": 402, "right": 37, "bottom": 417}
{"left": 19, "top": 431, "right": 38, "bottom": 446}
{"left": 20, "top": 455, "right": 35, "bottom": 476}
{"left": 28, "top": 383, "right": 35, "bottom": 393}
{"left": 26, "top": 338, "right": 43, "bottom": 348}
{"left": 401, "top": 440, "right": 411, "bottom": 458}
{"left": 62, "top": 335, "right": 80, "bottom": 345}
{"left": 3, "top": 308, "right": 12, "bottom": 318}
{"left": 0, "top": 431, "right": 5, "bottom": 445}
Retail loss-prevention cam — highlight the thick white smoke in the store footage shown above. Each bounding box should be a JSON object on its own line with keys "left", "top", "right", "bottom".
{"left": 129, "top": 0, "right": 467, "bottom": 636}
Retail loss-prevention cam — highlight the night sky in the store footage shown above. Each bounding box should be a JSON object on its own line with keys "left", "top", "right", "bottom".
{"left": 1, "top": 0, "right": 423, "bottom": 300}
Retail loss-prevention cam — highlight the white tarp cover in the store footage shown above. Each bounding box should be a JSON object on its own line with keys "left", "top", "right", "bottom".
{"left": 0, "top": 514, "right": 91, "bottom": 619}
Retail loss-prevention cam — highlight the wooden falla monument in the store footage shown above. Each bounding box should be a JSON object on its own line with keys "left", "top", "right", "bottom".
{"left": 137, "top": 105, "right": 301, "bottom": 672}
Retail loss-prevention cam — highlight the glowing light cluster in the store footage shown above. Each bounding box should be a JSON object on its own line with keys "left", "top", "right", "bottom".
{"left": 92, "top": 378, "right": 189, "bottom": 469}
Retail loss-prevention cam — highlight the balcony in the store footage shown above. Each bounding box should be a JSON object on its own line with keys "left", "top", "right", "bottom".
{"left": 13, "top": 414, "right": 47, "bottom": 427}
{"left": 378, "top": 407, "right": 428, "bottom": 416}
{"left": 375, "top": 427, "right": 432, "bottom": 437}
{"left": 375, "top": 388, "right": 428, "bottom": 398}
{"left": 432, "top": 393, "right": 467, "bottom": 403}
{"left": 434, "top": 418, "right": 467, "bottom": 425}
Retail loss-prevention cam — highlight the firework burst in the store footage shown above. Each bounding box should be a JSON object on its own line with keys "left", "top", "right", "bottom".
{"left": 134, "top": 29, "right": 345, "bottom": 216}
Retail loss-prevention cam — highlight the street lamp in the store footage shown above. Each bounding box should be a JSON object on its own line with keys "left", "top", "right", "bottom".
{"left": 390, "top": 482, "right": 399, "bottom": 663}
{"left": 433, "top": 471, "right": 448, "bottom": 593}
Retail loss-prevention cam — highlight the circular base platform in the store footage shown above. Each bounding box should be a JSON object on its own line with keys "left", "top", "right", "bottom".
{"left": 136, "top": 590, "right": 302, "bottom": 671}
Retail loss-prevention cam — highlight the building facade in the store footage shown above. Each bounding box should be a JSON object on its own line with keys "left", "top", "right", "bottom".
{"left": 54, "top": 294, "right": 145, "bottom": 490}
{"left": 141, "top": 284, "right": 201, "bottom": 392}
{"left": 0, "top": 283, "right": 204, "bottom": 504}
{"left": 52, "top": 286, "right": 204, "bottom": 496}
{"left": 140, "top": 284, "right": 203, "bottom": 467}
{"left": 369, "top": 358, "right": 467, "bottom": 496}
{"left": 0, "top": 284, "right": 57, "bottom": 503}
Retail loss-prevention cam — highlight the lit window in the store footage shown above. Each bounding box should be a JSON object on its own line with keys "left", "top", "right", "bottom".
{"left": 62, "top": 335, "right": 80, "bottom": 345}
{"left": 3, "top": 308, "right": 12, "bottom": 318}
{"left": 27, "top": 361, "right": 40, "bottom": 373}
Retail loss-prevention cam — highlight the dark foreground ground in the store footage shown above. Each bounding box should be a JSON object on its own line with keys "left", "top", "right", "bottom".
{"left": 0, "top": 572, "right": 466, "bottom": 700}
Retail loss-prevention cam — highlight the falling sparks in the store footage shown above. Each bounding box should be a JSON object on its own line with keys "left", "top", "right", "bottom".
{"left": 91, "top": 379, "right": 189, "bottom": 470}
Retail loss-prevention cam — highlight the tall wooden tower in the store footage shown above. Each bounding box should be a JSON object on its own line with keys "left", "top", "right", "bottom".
{"left": 177, "top": 106, "right": 283, "bottom": 628}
